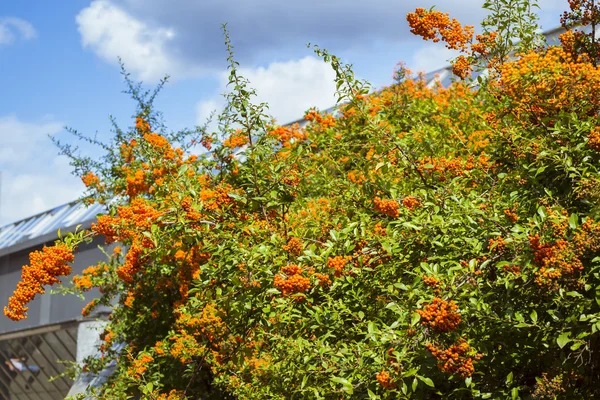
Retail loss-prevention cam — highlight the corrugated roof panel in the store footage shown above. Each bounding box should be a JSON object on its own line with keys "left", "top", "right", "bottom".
{"left": 25, "top": 210, "right": 59, "bottom": 238}
{"left": 0, "top": 218, "right": 40, "bottom": 249}
{"left": 39, "top": 205, "right": 80, "bottom": 236}
{"left": 0, "top": 201, "right": 106, "bottom": 252}
{"left": 27, "top": 206, "right": 67, "bottom": 238}
{"left": 62, "top": 204, "right": 90, "bottom": 227}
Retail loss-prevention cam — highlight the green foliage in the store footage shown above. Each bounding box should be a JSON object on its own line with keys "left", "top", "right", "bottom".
{"left": 481, "top": 0, "right": 544, "bottom": 65}
{"left": 17, "top": 3, "right": 600, "bottom": 400}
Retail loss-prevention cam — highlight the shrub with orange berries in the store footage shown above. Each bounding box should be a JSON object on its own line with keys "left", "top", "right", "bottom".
{"left": 5, "top": 4, "right": 600, "bottom": 398}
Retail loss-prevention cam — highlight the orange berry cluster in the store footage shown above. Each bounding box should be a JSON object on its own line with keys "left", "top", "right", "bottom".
{"left": 268, "top": 123, "right": 307, "bottom": 147}
{"left": 402, "top": 196, "right": 421, "bottom": 210}
{"left": 81, "top": 171, "right": 100, "bottom": 188}
{"left": 283, "top": 237, "right": 303, "bottom": 256}
{"left": 144, "top": 132, "right": 174, "bottom": 154}
{"left": 273, "top": 264, "right": 311, "bottom": 297}
{"left": 281, "top": 170, "right": 301, "bottom": 187}
{"left": 422, "top": 275, "right": 440, "bottom": 289}
{"left": 573, "top": 219, "right": 600, "bottom": 255}
{"left": 561, "top": 0, "right": 600, "bottom": 61}
{"left": 406, "top": 8, "right": 503, "bottom": 79}
{"left": 169, "top": 332, "right": 204, "bottom": 364}
{"left": 4, "top": 243, "right": 75, "bottom": 321}
{"left": 503, "top": 265, "right": 521, "bottom": 276}
{"left": 559, "top": 30, "right": 578, "bottom": 58}
{"left": 376, "top": 370, "right": 396, "bottom": 390}
{"left": 125, "top": 168, "right": 149, "bottom": 198}
{"left": 199, "top": 185, "right": 237, "bottom": 214}
{"left": 347, "top": 170, "right": 366, "bottom": 185}
{"left": 223, "top": 129, "right": 249, "bottom": 149}
{"left": 128, "top": 353, "right": 154, "bottom": 379}
{"left": 304, "top": 111, "right": 336, "bottom": 129}
{"left": 73, "top": 274, "right": 93, "bottom": 291}
{"left": 406, "top": 8, "right": 474, "bottom": 51}
{"left": 92, "top": 198, "right": 162, "bottom": 245}
{"left": 494, "top": 47, "right": 600, "bottom": 123}
{"left": 425, "top": 339, "right": 482, "bottom": 378}
{"left": 327, "top": 255, "right": 352, "bottom": 277}
{"left": 119, "top": 139, "right": 137, "bottom": 164}
{"left": 122, "top": 200, "right": 162, "bottom": 230}
{"left": 373, "top": 223, "right": 387, "bottom": 236}
{"left": 81, "top": 299, "right": 99, "bottom": 317}
{"left": 374, "top": 197, "right": 400, "bottom": 218}
{"left": 156, "top": 390, "right": 186, "bottom": 400}
{"left": 503, "top": 208, "right": 519, "bottom": 223}
{"left": 452, "top": 55, "right": 473, "bottom": 80}
{"left": 135, "top": 116, "right": 151, "bottom": 133}
{"left": 117, "top": 240, "right": 147, "bottom": 284}
{"left": 200, "top": 134, "right": 213, "bottom": 150}
{"left": 532, "top": 372, "right": 566, "bottom": 399}
{"left": 416, "top": 298, "right": 461, "bottom": 333}
{"left": 176, "top": 303, "right": 225, "bottom": 346}
{"left": 471, "top": 32, "right": 498, "bottom": 55}
{"left": 92, "top": 215, "right": 120, "bottom": 244}
{"left": 314, "top": 273, "right": 332, "bottom": 287}
{"left": 417, "top": 155, "right": 492, "bottom": 182}
{"left": 588, "top": 127, "right": 600, "bottom": 151}
{"left": 529, "top": 235, "right": 583, "bottom": 289}
{"left": 488, "top": 236, "right": 506, "bottom": 253}
{"left": 174, "top": 247, "right": 206, "bottom": 299}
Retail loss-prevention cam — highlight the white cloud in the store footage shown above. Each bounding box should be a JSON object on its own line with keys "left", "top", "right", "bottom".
{"left": 73, "top": 0, "right": 571, "bottom": 85}
{"left": 410, "top": 44, "right": 457, "bottom": 74}
{"left": 0, "top": 115, "right": 84, "bottom": 226}
{"left": 197, "top": 56, "right": 337, "bottom": 133}
{"left": 76, "top": 0, "right": 204, "bottom": 82}
{"left": 0, "top": 17, "right": 36, "bottom": 46}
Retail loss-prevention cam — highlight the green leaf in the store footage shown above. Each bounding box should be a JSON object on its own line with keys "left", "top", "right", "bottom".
{"left": 514, "top": 312, "right": 524, "bottom": 322}
{"left": 506, "top": 371, "right": 513, "bottom": 385}
{"left": 530, "top": 310, "right": 538, "bottom": 324}
{"left": 411, "top": 312, "right": 421, "bottom": 326}
{"left": 537, "top": 206, "right": 546, "bottom": 219}
{"left": 367, "top": 321, "right": 376, "bottom": 335}
{"left": 417, "top": 375, "right": 434, "bottom": 387}
{"left": 330, "top": 377, "right": 352, "bottom": 392}
{"left": 412, "top": 377, "right": 418, "bottom": 392}
{"left": 557, "top": 332, "right": 571, "bottom": 349}
{"left": 570, "top": 341, "right": 584, "bottom": 351}
{"left": 514, "top": 323, "right": 531, "bottom": 328}
{"left": 329, "top": 230, "right": 339, "bottom": 241}
{"left": 511, "top": 387, "right": 519, "bottom": 400}
{"left": 402, "top": 222, "right": 421, "bottom": 231}
{"left": 569, "top": 213, "right": 578, "bottom": 229}
{"left": 301, "top": 375, "right": 308, "bottom": 389}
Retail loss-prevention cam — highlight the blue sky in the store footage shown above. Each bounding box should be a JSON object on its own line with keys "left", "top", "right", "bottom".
{"left": 0, "top": 0, "right": 566, "bottom": 225}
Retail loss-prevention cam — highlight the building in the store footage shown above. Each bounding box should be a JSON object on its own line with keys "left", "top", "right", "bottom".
{"left": 0, "top": 201, "right": 107, "bottom": 399}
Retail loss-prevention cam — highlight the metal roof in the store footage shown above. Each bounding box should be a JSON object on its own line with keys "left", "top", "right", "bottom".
{"left": 0, "top": 201, "right": 105, "bottom": 255}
